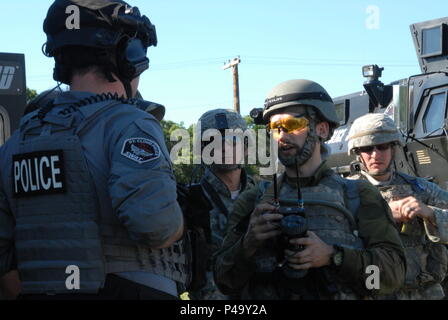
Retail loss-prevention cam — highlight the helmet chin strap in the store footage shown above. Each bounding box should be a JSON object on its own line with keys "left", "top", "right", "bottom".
{"left": 122, "top": 79, "right": 133, "bottom": 99}
{"left": 101, "top": 61, "right": 134, "bottom": 99}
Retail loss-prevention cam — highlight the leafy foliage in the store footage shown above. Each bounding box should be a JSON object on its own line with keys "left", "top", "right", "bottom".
{"left": 26, "top": 88, "right": 37, "bottom": 102}
{"left": 161, "top": 115, "right": 267, "bottom": 183}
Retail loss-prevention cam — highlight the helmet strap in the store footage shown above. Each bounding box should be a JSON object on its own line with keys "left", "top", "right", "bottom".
{"left": 121, "top": 79, "right": 133, "bottom": 99}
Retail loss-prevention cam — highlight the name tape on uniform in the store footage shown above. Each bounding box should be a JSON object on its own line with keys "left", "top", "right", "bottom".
{"left": 12, "top": 150, "right": 66, "bottom": 197}
{"left": 121, "top": 137, "right": 161, "bottom": 164}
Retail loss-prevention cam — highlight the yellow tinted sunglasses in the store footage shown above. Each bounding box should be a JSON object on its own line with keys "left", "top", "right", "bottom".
{"left": 268, "top": 115, "right": 309, "bottom": 134}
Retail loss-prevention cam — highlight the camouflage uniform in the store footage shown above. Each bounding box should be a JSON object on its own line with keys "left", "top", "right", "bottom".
{"left": 347, "top": 113, "right": 448, "bottom": 300}
{"left": 213, "top": 80, "right": 405, "bottom": 300}
{"left": 214, "top": 162, "right": 406, "bottom": 299}
{"left": 350, "top": 170, "right": 448, "bottom": 299}
{"left": 190, "top": 109, "right": 255, "bottom": 300}
{"left": 190, "top": 168, "right": 255, "bottom": 300}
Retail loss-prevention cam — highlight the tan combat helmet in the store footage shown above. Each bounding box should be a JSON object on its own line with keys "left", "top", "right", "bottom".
{"left": 198, "top": 108, "right": 247, "bottom": 133}
{"left": 347, "top": 113, "right": 404, "bottom": 154}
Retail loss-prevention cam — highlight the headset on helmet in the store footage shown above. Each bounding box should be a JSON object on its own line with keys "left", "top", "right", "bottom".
{"left": 43, "top": 0, "right": 157, "bottom": 98}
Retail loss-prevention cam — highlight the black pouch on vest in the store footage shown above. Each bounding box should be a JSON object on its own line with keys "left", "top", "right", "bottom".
{"left": 185, "top": 228, "right": 208, "bottom": 291}
{"left": 177, "top": 183, "right": 212, "bottom": 291}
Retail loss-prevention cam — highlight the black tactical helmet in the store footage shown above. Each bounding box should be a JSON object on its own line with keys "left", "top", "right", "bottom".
{"left": 43, "top": 0, "right": 157, "bottom": 97}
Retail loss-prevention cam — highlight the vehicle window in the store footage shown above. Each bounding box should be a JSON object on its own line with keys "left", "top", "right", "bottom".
{"left": 334, "top": 102, "right": 345, "bottom": 124}
{"left": 423, "top": 92, "right": 446, "bottom": 134}
{"left": 422, "top": 26, "right": 442, "bottom": 57}
{"left": 0, "top": 105, "right": 11, "bottom": 146}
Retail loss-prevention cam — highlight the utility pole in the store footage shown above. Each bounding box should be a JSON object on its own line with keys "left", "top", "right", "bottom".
{"left": 222, "top": 57, "right": 241, "bottom": 114}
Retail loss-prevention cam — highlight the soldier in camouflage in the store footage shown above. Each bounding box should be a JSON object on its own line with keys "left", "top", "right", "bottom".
{"left": 189, "top": 109, "right": 255, "bottom": 300}
{"left": 347, "top": 112, "right": 448, "bottom": 299}
{"left": 213, "top": 79, "right": 406, "bottom": 300}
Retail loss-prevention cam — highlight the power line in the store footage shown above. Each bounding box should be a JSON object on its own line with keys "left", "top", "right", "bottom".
{"left": 26, "top": 55, "right": 417, "bottom": 79}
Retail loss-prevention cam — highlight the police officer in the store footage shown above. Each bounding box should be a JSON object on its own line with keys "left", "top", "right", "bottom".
{"left": 189, "top": 109, "right": 255, "bottom": 300}
{"left": 214, "top": 79, "right": 406, "bottom": 299}
{"left": 347, "top": 112, "right": 448, "bottom": 299}
{"left": 0, "top": 0, "right": 187, "bottom": 299}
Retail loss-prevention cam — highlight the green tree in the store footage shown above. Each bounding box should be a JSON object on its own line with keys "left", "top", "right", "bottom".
{"left": 243, "top": 115, "right": 270, "bottom": 180}
{"left": 160, "top": 120, "right": 196, "bottom": 184}
{"left": 26, "top": 88, "right": 38, "bottom": 102}
{"left": 160, "top": 114, "right": 270, "bottom": 184}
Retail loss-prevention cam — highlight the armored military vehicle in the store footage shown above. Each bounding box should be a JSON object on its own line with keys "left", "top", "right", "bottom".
{"left": 326, "top": 17, "right": 448, "bottom": 190}
{"left": 0, "top": 53, "right": 27, "bottom": 146}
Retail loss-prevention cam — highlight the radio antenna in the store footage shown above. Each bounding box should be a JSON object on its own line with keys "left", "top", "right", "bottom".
{"left": 295, "top": 158, "right": 304, "bottom": 210}
{"left": 273, "top": 173, "right": 279, "bottom": 205}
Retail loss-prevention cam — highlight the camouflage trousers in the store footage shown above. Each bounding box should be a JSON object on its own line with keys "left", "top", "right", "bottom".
{"left": 441, "top": 274, "right": 448, "bottom": 300}
{"left": 379, "top": 283, "right": 445, "bottom": 300}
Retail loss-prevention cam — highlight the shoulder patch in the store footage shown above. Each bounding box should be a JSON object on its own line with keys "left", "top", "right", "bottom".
{"left": 120, "top": 137, "right": 161, "bottom": 164}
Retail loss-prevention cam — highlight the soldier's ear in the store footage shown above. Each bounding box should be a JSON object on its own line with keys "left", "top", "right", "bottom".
{"left": 316, "top": 121, "right": 330, "bottom": 140}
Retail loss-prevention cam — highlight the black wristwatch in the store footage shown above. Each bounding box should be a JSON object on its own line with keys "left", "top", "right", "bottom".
{"left": 331, "top": 245, "right": 344, "bottom": 268}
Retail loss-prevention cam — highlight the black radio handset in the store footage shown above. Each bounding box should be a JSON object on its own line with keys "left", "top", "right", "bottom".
{"left": 278, "top": 158, "right": 309, "bottom": 279}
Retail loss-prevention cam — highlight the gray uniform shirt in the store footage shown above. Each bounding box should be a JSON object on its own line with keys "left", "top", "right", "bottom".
{"left": 0, "top": 91, "right": 183, "bottom": 295}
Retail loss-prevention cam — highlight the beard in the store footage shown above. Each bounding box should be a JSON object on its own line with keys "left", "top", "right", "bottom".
{"left": 278, "top": 135, "right": 317, "bottom": 168}
{"left": 278, "top": 143, "right": 300, "bottom": 166}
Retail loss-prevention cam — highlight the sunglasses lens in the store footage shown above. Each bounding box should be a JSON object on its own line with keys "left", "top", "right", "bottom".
{"left": 358, "top": 144, "right": 391, "bottom": 153}
{"left": 268, "top": 120, "right": 280, "bottom": 131}
{"left": 359, "top": 146, "right": 374, "bottom": 153}
{"left": 268, "top": 116, "right": 309, "bottom": 134}
{"left": 284, "top": 117, "right": 308, "bottom": 132}
{"left": 377, "top": 144, "right": 391, "bottom": 151}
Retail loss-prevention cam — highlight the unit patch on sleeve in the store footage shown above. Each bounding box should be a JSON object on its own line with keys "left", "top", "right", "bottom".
{"left": 120, "top": 137, "right": 161, "bottom": 164}
{"left": 12, "top": 150, "right": 66, "bottom": 197}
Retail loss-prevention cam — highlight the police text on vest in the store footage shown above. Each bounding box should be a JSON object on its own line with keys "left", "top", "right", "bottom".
{"left": 13, "top": 150, "right": 66, "bottom": 197}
